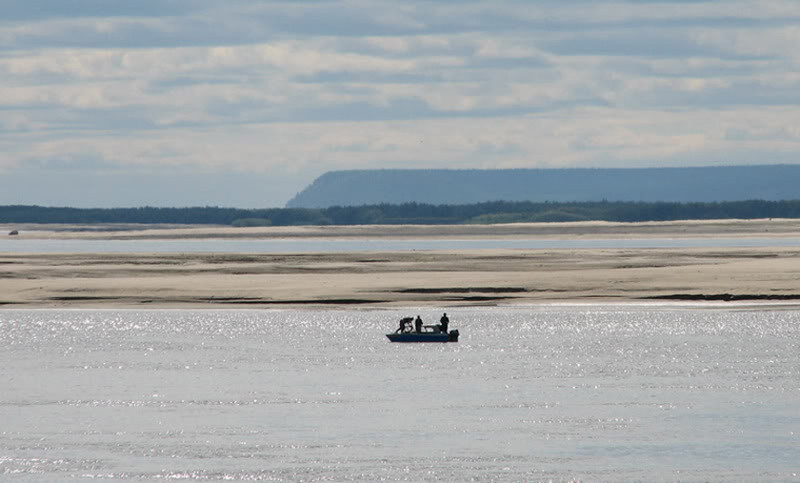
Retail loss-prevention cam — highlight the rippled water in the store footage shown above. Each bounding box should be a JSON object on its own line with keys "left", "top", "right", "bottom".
{"left": 1, "top": 307, "right": 798, "bottom": 481}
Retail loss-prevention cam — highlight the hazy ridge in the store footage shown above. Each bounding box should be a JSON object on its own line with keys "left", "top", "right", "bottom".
{"left": 287, "top": 165, "right": 800, "bottom": 208}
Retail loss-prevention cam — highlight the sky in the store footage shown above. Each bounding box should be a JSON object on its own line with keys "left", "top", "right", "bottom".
{"left": 1, "top": 0, "right": 799, "bottom": 208}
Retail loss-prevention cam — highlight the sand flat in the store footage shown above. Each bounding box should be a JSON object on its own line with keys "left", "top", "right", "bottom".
{"left": 5, "top": 218, "right": 800, "bottom": 240}
{"left": 2, "top": 219, "right": 800, "bottom": 308}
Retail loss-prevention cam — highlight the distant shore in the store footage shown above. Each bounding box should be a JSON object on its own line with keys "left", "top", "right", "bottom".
{"left": 2, "top": 219, "right": 800, "bottom": 309}
{"left": 5, "top": 218, "right": 800, "bottom": 240}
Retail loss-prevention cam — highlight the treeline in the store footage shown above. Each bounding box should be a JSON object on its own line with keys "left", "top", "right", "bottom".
{"left": 3, "top": 200, "right": 800, "bottom": 226}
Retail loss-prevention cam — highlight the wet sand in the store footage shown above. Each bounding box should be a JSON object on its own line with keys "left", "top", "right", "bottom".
{"left": 2, "top": 219, "right": 800, "bottom": 308}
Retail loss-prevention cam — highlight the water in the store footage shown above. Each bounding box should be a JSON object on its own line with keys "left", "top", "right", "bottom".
{"left": 2, "top": 236, "right": 800, "bottom": 253}
{"left": 1, "top": 307, "right": 798, "bottom": 480}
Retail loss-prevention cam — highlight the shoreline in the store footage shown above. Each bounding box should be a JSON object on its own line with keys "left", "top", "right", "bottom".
{"left": 2, "top": 219, "right": 800, "bottom": 310}
{"left": 4, "top": 301, "right": 800, "bottom": 312}
{"left": 4, "top": 218, "right": 800, "bottom": 240}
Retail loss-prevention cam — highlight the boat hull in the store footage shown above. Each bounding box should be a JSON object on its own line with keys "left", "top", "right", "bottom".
{"left": 386, "top": 330, "right": 459, "bottom": 343}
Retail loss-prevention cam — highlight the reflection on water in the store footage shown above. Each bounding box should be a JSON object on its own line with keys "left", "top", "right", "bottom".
{"left": 2, "top": 236, "right": 800, "bottom": 253}
{"left": 1, "top": 307, "right": 798, "bottom": 480}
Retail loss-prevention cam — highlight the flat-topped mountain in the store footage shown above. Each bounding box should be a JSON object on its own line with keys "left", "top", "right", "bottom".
{"left": 286, "top": 165, "right": 800, "bottom": 208}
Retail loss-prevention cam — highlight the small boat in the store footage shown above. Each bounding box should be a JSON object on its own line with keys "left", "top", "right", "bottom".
{"left": 386, "top": 317, "right": 459, "bottom": 342}
{"left": 386, "top": 330, "right": 459, "bottom": 343}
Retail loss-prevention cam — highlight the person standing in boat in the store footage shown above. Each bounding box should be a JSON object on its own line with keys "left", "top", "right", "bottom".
{"left": 414, "top": 315, "right": 423, "bottom": 333}
{"left": 439, "top": 313, "right": 449, "bottom": 333}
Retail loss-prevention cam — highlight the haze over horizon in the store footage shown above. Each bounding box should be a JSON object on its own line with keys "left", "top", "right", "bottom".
{"left": 2, "top": 1, "right": 799, "bottom": 208}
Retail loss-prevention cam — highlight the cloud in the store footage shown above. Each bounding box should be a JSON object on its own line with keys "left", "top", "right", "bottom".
{"left": 542, "top": 31, "right": 762, "bottom": 60}
{"left": 0, "top": 0, "right": 205, "bottom": 21}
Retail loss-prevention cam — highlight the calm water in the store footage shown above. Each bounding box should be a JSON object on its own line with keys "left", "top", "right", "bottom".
{"left": 1, "top": 307, "right": 799, "bottom": 481}
{"left": 2, "top": 236, "right": 800, "bottom": 253}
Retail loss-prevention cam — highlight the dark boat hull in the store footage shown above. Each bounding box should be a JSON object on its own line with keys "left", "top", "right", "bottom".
{"left": 386, "top": 330, "right": 459, "bottom": 343}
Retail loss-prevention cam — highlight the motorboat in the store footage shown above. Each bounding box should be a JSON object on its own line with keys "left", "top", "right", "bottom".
{"left": 386, "top": 317, "right": 459, "bottom": 342}
{"left": 386, "top": 330, "right": 459, "bottom": 342}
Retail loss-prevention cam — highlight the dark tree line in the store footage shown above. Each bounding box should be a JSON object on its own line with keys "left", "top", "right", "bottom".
{"left": 3, "top": 200, "right": 800, "bottom": 226}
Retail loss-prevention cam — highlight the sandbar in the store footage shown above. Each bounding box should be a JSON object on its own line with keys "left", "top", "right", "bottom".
{"left": 2, "top": 219, "right": 800, "bottom": 309}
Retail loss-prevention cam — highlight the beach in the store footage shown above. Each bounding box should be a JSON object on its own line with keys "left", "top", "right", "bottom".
{"left": 2, "top": 219, "right": 800, "bottom": 308}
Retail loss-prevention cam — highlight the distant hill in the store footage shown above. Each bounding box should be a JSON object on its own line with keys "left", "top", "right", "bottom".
{"left": 286, "top": 165, "right": 800, "bottom": 208}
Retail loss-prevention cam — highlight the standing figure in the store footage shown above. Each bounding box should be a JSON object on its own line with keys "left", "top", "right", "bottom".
{"left": 439, "top": 313, "right": 449, "bottom": 333}
{"left": 414, "top": 315, "right": 423, "bottom": 333}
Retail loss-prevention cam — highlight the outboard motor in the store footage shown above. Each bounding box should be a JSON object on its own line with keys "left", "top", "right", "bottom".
{"left": 448, "top": 329, "right": 459, "bottom": 342}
